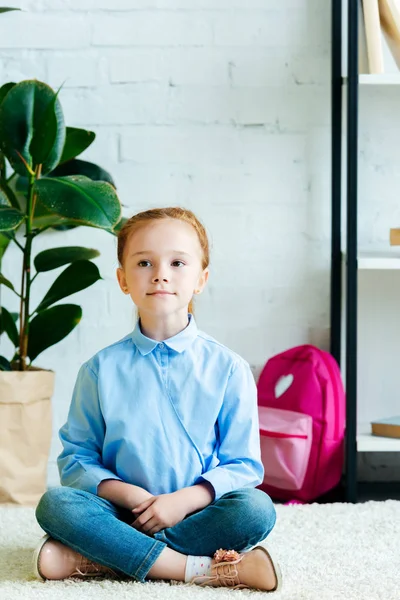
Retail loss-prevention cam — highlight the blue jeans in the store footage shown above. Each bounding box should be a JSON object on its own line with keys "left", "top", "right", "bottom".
{"left": 35, "top": 486, "right": 276, "bottom": 583}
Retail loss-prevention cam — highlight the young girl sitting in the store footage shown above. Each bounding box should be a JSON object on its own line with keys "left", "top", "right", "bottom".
{"left": 33, "top": 206, "right": 282, "bottom": 592}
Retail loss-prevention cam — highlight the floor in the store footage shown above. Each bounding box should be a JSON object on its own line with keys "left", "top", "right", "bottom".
{"left": 0, "top": 497, "right": 399, "bottom": 600}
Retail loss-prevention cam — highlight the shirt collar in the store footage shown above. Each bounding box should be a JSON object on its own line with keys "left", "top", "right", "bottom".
{"left": 132, "top": 313, "right": 198, "bottom": 356}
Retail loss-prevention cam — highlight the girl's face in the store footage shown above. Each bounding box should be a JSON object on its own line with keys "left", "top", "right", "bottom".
{"left": 117, "top": 218, "right": 209, "bottom": 318}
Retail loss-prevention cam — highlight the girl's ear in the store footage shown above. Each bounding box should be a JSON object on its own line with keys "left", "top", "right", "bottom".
{"left": 196, "top": 268, "right": 209, "bottom": 294}
{"left": 116, "top": 267, "right": 129, "bottom": 294}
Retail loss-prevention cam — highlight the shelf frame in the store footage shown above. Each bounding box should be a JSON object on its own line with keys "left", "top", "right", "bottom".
{"left": 332, "top": 2, "right": 400, "bottom": 502}
{"left": 342, "top": 251, "right": 400, "bottom": 269}
{"left": 331, "top": 0, "right": 359, "bottom": 503}
{"left": 345, "top": 0, "right": 359, "bottom": 504}
{"left": 343, "top": 74, "right": 400, "bottom": 85}
{"left": 331, "top": 0, "right": 342, "bottom": 368}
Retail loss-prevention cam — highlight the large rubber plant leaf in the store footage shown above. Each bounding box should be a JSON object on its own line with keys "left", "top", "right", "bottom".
{"left": 0, "top": 151, "right": 5, "bottom": 179}
{"left": 0, "top": 186, "right": 9, "bottom": 206}
{"left": 0, "top": 305, "right": 19, "bottom": 347}
{"left": 34, "top": 246, "right": 100, "bottom": 272}
{"left": 0, "top": 273, "right": 15, "bottom": 292}
{"left": 34, "top": 175, "right": 121, "bottom": 230}
{"left": 0, "top": 206, "right": 24, "bottom": 231}
{"left": 50, "top": 158, "right": 116, "bottom": 187}
{"left": 113, "top": 216, "right": 128, "bottom": 235}
{"left": 59, "top": 127, "right": 96, "bottom": 164}
{"left": 27, "top": 304, "right": 82, "bottom": 362}
{"left": 35, "top": 260, "right": 101, "bottom": 313}
{"left": 0, "top": 356, "right": 12, "bottom": 371}
{"left": 29, "top": 85, "right": 65, "bottom": 171}
{"left": 30, "top": 196, "right": 71, "bottom": 230}
{"left": 0, "top": 178, "right": 21, "bottom": 209}
{"left": 15, "top": 175, "right": 28, "bottom": 193}
{"left": 0, "top": 233, "right": 10, "bottom": 262}
{"left": 0, "top": 80, "right": 66, "bottom": 176}
{"left": 0, "top": 82, "right": 16, "bottom": 106}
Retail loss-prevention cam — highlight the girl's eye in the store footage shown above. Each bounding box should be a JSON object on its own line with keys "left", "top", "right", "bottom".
{"left": 137, "top": 260, "right": 185, "bottom": 267}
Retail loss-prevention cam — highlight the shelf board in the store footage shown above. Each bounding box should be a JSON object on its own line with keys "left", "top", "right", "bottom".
{"left": 343, "top": 74, "right": 400, "bottom": 85}
{"left": 357, "top": 423, "right": 400, "bottom": 452}
{"left": 342, "top": 251, "right": 400, "bottom": 269}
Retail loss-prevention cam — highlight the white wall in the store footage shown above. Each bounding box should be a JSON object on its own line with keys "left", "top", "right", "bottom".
{"left": 0, "top": 0, "right": 398, "bottom": 486}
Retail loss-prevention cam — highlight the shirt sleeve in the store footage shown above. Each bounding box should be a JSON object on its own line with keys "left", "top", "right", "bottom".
{"left": 198, "top": 360, "right": 264, "bottom": 501}
{"left": 57, "top": 362, "right": 123, "bottom": 494}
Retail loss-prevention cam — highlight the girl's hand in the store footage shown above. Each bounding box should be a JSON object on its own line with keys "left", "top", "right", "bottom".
{"left": 131, "top": 492, "right": 188, "bottom": 535}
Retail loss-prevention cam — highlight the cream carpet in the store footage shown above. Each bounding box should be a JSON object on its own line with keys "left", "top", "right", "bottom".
{"left": 0, "top": 500, "right": 398, "bottom": 600}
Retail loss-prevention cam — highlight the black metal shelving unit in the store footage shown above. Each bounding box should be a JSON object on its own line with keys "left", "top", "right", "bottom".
{"left": 330, "top": 1, "right": 400, "bottom": 504}
{"left": 331, "top": 0, "right": 359, "bottom": 503}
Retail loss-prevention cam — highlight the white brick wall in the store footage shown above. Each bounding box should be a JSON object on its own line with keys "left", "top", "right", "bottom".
{"left": 0, "top": 0, "right": 398, "bottom": 487}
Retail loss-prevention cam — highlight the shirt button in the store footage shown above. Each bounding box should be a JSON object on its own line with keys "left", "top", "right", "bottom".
{"left": 159, "top": 343, "right": 165, "bottom": 349}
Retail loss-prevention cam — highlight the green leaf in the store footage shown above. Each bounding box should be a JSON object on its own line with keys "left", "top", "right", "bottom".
{"left": 50, "top": 223, "right": 78, "bottom": 231}
{"left": 36, "top": 260, "right": 101, "bottom": 313}
{"left": 0, "top": 152, "right": 5, "bottom": 179}
{"left": 0, "top": 82, "right": 16, "bottom": 106}
{"left": 0, "top": 233, "right": 10, "bottom": 262}
{"left": 0, "top": 8, "right": 21, "bottom": 13}
{"left": 27, "top": 303, "right": 82, "bottom": 361}
{"left": 0, "top": 186, "right": 9, "bottom": 206}
{"left": 29, "top": 85, "right": 64, "bottom": 169}
{"left": 0, "top": 80, "right": 66, "bottom": 176}
{"left": 15, "top": 175, "right": 28, "bottom": 193}
{"left": 0, "top": 206, "right": 24, "bottom": 231}
{"left": 59, "top": 128, "right": 96, "bottom": 164}
{"left": 34, "top": 175, "right": 121, "bottom": 230}
{"left": 0, "top": 178, "right": 21, "bottom": 209}
{"left": 0, "top": 356, "right": 12, "bottom": 371}
{"left": 0, "top": 273, "right": 15, "bottom": 292}
{"left": 34, "top": 246, "right": 100, "bottom": 272}
{"left": 0, "top": 305, "right": 19, "bottom": 347}
{"left": 32, "top": 196, "right": 79, "bottom": 232}
{"left": 50, "top": 158, "right": 115, "bottom": 187}
{"left": 113, "top": 216, "right": 128, "bottom": 235}
{"left": 32, "top": 213, "right": 70, "bottom": 230}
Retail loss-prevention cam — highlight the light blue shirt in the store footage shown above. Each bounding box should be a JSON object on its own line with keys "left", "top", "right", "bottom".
{"left": 58, "top": 314, "right": 264, "bottom": 501}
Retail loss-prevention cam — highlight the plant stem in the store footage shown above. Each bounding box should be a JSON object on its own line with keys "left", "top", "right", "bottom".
{"left": 8, "top": 233, "right": 24, "bottom": 252}
{"left": 17, "top": 259, "right": 26, "bottom": 369}
{"left": 13, "top": 239, "right": 24, "bottom": 252}
{"left": 18, "top": 166, "right": 40, "bottom": 370}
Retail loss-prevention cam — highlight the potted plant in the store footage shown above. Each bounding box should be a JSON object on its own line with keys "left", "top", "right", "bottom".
{"left": 0, "top": 77, "right": 124, "bottom": 505}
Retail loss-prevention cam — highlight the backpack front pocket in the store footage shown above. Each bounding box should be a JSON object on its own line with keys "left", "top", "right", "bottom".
{"left": 258, "top": 406, "right": 313, "bottom": 491}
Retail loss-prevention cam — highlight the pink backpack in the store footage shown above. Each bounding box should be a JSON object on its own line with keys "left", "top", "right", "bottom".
{"left": 256, "top": 344, "right": 345, "bottom": 503}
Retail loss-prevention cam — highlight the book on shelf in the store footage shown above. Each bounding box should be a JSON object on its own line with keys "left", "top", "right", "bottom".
{"left": 359, "top": 0, "right": 370, "bottom": 73}
{"left": 362, "top": 0, "right": 385, "bottom": 73}
{"left": 358, "top": 0, "right": 400, "bottom": 73}
{"left": 379, "top": 0, "right": 400, "bottom": 69}
{"left": 371, "top": 416, "right": 400, "bottom": 438}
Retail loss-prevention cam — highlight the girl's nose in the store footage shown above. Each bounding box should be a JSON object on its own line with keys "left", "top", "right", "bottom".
{"left": 152, "top": 275, "right": 168, "bottom": 283}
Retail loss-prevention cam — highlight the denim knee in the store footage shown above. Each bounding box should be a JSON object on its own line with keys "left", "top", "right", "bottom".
{"left": 225, "top": 487, "right": 277, "bottom": 541}
{"left": 35, "top": 487, "right": 72, "bottom": 529}
{"left": 249, "top": 488, "right": 277, "bottom": 537}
